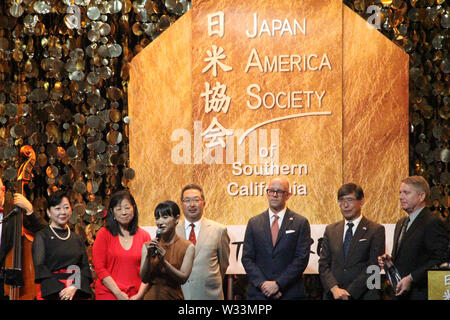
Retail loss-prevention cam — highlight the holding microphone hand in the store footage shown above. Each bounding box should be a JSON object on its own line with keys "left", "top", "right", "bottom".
{"left": 148, "top": 228, "right": 164, "bottom": 258}
{"left": 148, "top": 240, "right": 166, "bottom": 259}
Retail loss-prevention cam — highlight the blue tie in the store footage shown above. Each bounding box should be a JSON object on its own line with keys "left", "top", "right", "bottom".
{"left": 343, "top": 222, "right": 354, "bottom": 258}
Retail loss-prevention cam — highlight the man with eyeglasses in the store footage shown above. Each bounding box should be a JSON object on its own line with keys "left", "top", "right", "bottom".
{"left": 242, "top": 177, "right": 311, "bottom": 300}
{"left": 378, "top": 176, "right": 448, "bottom": 300}
{"left": 318, "top": 183, "right": 385, "bottom": 300}
{"left": 176, "top": 184, "right": 230, "bottom": 300}
{"left": 0, "top": 176, "right": 46, "bottom": 299}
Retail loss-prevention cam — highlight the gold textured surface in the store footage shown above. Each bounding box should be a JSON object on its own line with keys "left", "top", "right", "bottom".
{"left": 129, "top": 13, "right": 193, "bottom": 226}
{"left": 129, "top": 1, "right": 408, "bottom": 226}
{"left": 343, "top": 6, "right": 409, "bottom": 223}
{"left": 191, "top": 0, "right": 343, "bottom": 225}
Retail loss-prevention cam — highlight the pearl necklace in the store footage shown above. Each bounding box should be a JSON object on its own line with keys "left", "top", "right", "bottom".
{"left": 49, "top": 224, "right": 71, "bottom": 241}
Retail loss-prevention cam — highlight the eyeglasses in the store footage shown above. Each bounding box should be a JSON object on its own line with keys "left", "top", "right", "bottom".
{"left": 182, "top": 198, "right": 202, "bottom": 204}
{"left": 266, "top": 189, "right": 287, "bottom": 196}
{"left": 338, "top": 198, "right": 357, "bottom": 204}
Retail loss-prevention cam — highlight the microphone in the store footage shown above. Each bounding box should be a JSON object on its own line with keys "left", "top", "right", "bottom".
{"left": 152, "top": 228, "right": 162, "bottom": 257}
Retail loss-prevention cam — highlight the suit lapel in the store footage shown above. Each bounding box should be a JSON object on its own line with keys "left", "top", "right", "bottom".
{"left": 261, "top": 210, "right": 273, "bottom": 250}
{"left": 336, "top": 221, "right": 345, "bottom": 262}
{"left": 392, "top": 217, "right": 406, "bottom": 257}
{"left": 274, "top": 209, "right": 294, "bottom": 248}
{"left": 403, "top": 209, "right": 426, "bottom": 240}
{"left": 397, "top": 209, "right": 426, "bottom": 254}
{"left": 195, "top": 218, "right": 210, "bottom": 257}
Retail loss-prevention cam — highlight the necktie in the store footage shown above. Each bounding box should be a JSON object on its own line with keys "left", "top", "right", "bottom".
{"left": 271, "top": 214, "right": 279, "bottom": 247}
{"left": 188, "top": 223, "right": 196, "bottom": 245}
{"left": 396, "top": 217, "right": 410, "bottom": 252}
{"left": 343, "top": 222, "right": 354, "bottom": 258}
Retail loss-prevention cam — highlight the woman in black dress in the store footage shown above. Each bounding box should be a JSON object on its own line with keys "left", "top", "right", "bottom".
{"left": 32, "top": 190, "right": 92, "bottom": 300}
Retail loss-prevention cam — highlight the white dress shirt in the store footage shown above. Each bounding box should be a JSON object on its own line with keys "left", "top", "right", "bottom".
{"left": 268, "top": 207, "right": 287, "bottom": 229}
{"left": 343, "top": 214, "right": 363, "bottom": 241}
{"left": 184, "top": 218, "right": 202, "bottom": 240}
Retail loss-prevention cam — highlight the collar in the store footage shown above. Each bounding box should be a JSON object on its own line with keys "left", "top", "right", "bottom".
{"left": 407, "top": 206, "right": 424, "bottom": 225}
{"left": 268, "top": 207, "right": 287, "bottom": 221}
{"left": 345, "top": 214, "right": 363, "bottom": 229}
{"left": 185, "top": 218, "right": 202, "bottom": 230}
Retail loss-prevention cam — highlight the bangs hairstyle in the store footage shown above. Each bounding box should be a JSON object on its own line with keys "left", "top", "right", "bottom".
{"left": 154, "top": 200, "right": 180, "bottom": 220}
{"left": 106, "top": 190, "right": 139, "bottom": 236}
{"left": 47, "top": 190, "right": 71, "bottom": 209}
{"left": 337, "top": 183, "right": 364, "bottom": 200}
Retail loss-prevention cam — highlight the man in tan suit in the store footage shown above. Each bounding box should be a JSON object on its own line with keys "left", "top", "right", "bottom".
{"left": 176, "top": 184, "right": 230, "bottom": 300}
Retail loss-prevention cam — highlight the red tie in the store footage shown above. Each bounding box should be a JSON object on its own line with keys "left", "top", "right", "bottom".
{"left": 188, "top": 223, "right": 196, "bottom": 245}
{"left": 271, "top": 214, "right": 279, "bottom": 247}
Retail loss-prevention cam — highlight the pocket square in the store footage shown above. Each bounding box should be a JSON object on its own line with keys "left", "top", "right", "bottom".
{"left": 286, "top": 230, "right": 295, "bottom": 234}
{"left": 359, "top": 239, "right": 367, "bottom": 242}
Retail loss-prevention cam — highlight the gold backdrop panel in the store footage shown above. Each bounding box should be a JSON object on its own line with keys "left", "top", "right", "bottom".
{"left": 343, "top": 6, "right": 409, "bottom": 224}
{"left": 129, "top": 13, "right": 193, "bottom": 226}
{"left": 129, "top": 1, "right": 408, "bottom": 227}
{"left": 191, "top": 0, "right": 343, "bottom": 225}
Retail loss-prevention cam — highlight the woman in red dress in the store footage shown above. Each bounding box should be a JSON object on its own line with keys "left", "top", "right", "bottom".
{"left": 92, "top": 190, "right": 150, "bottom": 300}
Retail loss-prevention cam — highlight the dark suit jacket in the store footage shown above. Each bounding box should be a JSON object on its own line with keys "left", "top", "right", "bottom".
{"left": 391, "top": 207, "right": 449, "bottom": 300}
{"left": 318, "top": 216, "right": 385, "bottom": 300}
{"left": 0, "top": 201, "right": 47, "bottom": 268}
{"left": 242, "top": 208, "right": 311, "bottom": 300}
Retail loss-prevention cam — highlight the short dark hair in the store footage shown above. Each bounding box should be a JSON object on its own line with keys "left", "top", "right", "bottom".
{"left": 337, "top": 183, "right": 364, "bottom": 200}
{"left": 181, "top": 184, "right": 205, "bottom": 201}
{"left": 47, "top": 190, "right": 71, "bottom": 208}
{"left": 154, "top": 200, "right": 180, "bottom": 219}
{"left": 106, "top": 190, "right": 139, "bottom": 236}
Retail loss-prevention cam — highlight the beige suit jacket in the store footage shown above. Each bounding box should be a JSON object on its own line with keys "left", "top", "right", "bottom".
{"left": 176, "top": 218, "right": 230, "bottom": 300}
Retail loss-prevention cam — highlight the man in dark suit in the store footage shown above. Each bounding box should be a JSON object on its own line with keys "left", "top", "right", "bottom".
{"left": 0, "top": 177, "right": 47, "bottom": 299}
{"left": 242, "top": 177, "right": 311, "bottom": 300}
{"left": 378, "top": 176, "right": 449, "bottom": 300}
{"left": 319, "top": 183, "right": 385, "bottom": 300}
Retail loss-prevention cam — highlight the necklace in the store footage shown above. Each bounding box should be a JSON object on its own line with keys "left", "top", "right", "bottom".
{"left": 49, "top": 224, "right": 71, "bottom": 241}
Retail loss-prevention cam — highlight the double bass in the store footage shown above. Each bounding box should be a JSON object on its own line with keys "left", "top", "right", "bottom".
{"left": 4, "top": 145, "right": 36, "bottom": 300}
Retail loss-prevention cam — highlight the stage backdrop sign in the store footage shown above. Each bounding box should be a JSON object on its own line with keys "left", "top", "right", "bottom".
{"left": 129, "top": 0, "right": 408, "bottom": 273}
